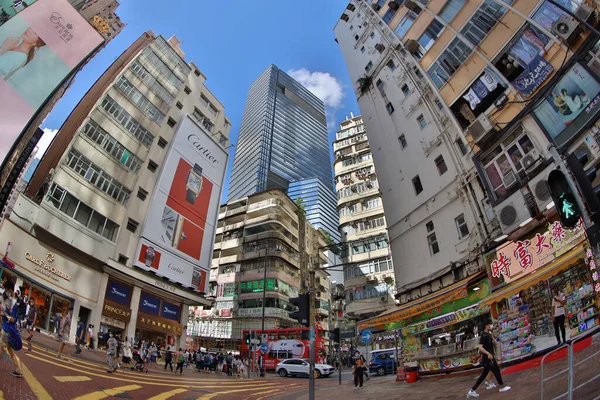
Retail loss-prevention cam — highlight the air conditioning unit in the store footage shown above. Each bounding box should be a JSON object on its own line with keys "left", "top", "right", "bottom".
{"left": 575, "top": 4, "right": 594, "bottom": 23}
{"left": 571, "top": 136, "right": 600, "bottom": 168}
{"left": 375, "top": 43, "right": 385, "bottom": 53}
{"left": 527, "top": 164, "right": 555, "bottom": 211}
{"left": 467, "top": 114, "right": 494, "bottom": 144}
{"left": 522, "top": 149, "right": 542, "bottom": 171}
{"left": 405, "top": 39, "right": 419, "bottom": 54}
{"left": 552, "top": 15, "right": 579, "bottom": 44}
{"left": 494, "top": 189, "right": 533, "bottom": 235}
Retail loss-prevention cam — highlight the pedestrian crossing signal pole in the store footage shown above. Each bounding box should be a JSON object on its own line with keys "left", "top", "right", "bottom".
{"left": 309, "top": 269, "right": 316, "bottom": 400}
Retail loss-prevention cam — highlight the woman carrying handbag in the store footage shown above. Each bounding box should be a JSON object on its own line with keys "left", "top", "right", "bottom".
{"left": 0, "top": 280, "right": 23, "bottom": 378}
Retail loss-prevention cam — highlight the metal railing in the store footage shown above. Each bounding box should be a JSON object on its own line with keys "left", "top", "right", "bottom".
{"left": 540, "top": 326, "right": 600, "bottom": 400}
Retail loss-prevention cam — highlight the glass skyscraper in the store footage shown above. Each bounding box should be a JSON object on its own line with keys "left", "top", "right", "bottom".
{"left": 228, "top": 65, "right": 334, "bottom": 201}
{"left": 287, "top": 177, "right": 340, "bottom": 242}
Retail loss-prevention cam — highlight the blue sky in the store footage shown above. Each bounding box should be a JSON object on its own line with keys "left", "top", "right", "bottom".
{"left": 40, "top": 0, "right": 359, "bottom": 203}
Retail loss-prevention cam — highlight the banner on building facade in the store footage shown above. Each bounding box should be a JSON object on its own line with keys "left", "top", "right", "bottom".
{"left": 161, "top": 300, "right": 180, "bottom": 321}
{"left": 105, "top": 279, "right": 132, "bottom": 305}
{"left": 0, "top": 0, "right": 104, "bottom": 165}
{"left": 134, "top": 116, "right": 227, "bottom": 293}
{"left": 139, "top": 292, "right": 160, "bottom": 316}
{"left": 512, "top": 54, "right": 554, "bottom": 98}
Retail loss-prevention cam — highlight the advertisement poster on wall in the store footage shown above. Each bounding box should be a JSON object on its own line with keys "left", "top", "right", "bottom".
{"left": 0, "top": 0, "right": 104, "bottom": 164}
{"left": 134, "top": 116, "right": 227, "bottom": 293}
{"left": 533, "top": 63, "right": 600, "bottom": 147}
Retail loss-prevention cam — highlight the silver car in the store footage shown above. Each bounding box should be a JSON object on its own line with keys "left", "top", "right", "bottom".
{"left": 276, "top": 358, "right": 335, "bottom": 378}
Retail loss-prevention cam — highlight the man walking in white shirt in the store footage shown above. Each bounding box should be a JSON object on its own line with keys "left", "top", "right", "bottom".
{"left": 552, "top": 288, "right": 567, "bottom": 346}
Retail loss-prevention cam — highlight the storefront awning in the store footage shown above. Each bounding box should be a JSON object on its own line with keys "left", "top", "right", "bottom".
{"left": 484, "top": 243, "right": 585, "bottom": 304}
{"left": 357, "top": 271, "right": 485, "bottom": 332}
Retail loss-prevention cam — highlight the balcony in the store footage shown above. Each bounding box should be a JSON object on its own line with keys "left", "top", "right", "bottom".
{"left": 347, "top": 247, "right": 390, "bottom": 264}
{"left": 223, "top": 221, "right": 244, "bottom": 232}
{"left": 339, "top": 206, "right": 384, "bottom": 226}
{"left": 213, "top": 241, "right": 222, "bottom": 250}
{"left": 221, "top": 237, "right": 242, "bottom": 250}
{"left": 346, "top": 225, "right": 387, "bottom": 243}
{"left": 248, "top": 198, "right": 297, "bottom": 221}
{"left": 225, "top": 204, "right": 247, "bottom": 217}
{"left": 242, "top": 249, "right": 299, "bottom": 267}
{"left": 245, "top": 213, "right": 298, "bottom": 235}
{"left": 244, "top": 230, "right": 299, "bottom": 251}
{"left": 337, "top": 185, "right": 379, "bottom": 206}
{"left": 219, "top": 254, "right": 241, "bottom": 264}
{"left": 336, "top": 158, "right": 373, "bottom": 176}
{"left": 237, "top": 307, "right": 289, "bottom": 319}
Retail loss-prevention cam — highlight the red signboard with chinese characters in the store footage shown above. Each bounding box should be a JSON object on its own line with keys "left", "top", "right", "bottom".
{"left": 484, "top": 219, "right": 586, "bottom": 290}
{"left": 584, "top": 248, "right": 600, "bottom": 293}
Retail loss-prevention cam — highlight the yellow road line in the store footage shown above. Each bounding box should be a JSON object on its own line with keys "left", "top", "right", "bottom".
{"left": 72, "top": 385, "right": 142, "bottom": 400}
{"left": 196, "top": 386, "right": 283, "bottom": 400}
{"left": 26, "top": 353, "right": 281, "bottom": 390}
{"left": 54, "top": 376, "right": 91, "bottom": 382}
{"left": 0, "top": 389, "right": 4, "bottom": 400}
{"left": 19, "top": 354, "right": 53, "bottom": 400}
{"left": 147, "top": 388, "right": 188, "bottom": 400}
{"left": 253, "top": 389, "right": 281, "bottom": 400}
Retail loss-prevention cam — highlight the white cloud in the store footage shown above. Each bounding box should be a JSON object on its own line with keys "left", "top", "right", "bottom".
{"left": 35, "top": 128, "right": 58, "bottom": 159}
{"left": 287, "top": 68, "right": 344, "bottom": 109}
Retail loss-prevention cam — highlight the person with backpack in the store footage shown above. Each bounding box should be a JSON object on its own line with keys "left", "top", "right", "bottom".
{"left": 176, "top": 348, "right": 185, "bottom": 374}
{"left": 353, "top": 351, "right": 366, "bottom": 389}
{"left": 467, "top": 319, "right": 511, "bottom": 398}
{"left": 164, "top": 346, "right": 173, "bottom": 372}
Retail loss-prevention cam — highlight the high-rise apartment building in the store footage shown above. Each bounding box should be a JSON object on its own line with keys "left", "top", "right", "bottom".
{"left": 3, "top": 32, "right": 231, "bottom": 350}
{"left": 335, "top": 0, "right": 600, "bottom": 367}
{"left": 333, "top": 114, "right": 394, "bottom": 319}
{"left": 228, "top": 64, "right": 339, "bottom": 243}
{"left": 187, "top": 189, "right": 331, "bottom": 349}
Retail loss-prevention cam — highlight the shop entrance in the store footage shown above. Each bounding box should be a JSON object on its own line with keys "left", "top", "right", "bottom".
{"left": 136, "top": 328, "right": 167, "bottom": 349}
{"left": 79, "top": 306, "right": 90, "bottom": 331}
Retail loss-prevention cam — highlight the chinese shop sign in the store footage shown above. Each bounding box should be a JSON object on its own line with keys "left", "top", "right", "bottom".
{"left": 239, "top": 279, "right": 276, "bottom": 293}
{"left": 584, "top": 248, "right": 600, "bottom": 293}
{"left": 484, "top": 220, "right": 585, "bottom": 290}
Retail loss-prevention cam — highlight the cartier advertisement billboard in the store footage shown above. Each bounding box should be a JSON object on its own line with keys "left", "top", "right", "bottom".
{"left": 134, "top": 116, "right": 227, "bottom": 293}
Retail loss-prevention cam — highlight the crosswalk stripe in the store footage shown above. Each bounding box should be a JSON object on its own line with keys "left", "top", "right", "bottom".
{"left": 0, "top": 389, "right": 4, "bottom": 400}
{"left": 147, "top": 388, "right": 188, "bottom": 400}
{"left": 18, "top": 354, "right": 52, "bottom": 400}
{"left": 195, "top": 386, "right": 282, "bottom": 400}
{"left": 54, "top": 376, "right": 92, "bottom": 382}
{"left": 72, "top": 384, "right": 142, "bottom": 400}
{"left": 252, "top": 389, "right": 281, "bottom": 399}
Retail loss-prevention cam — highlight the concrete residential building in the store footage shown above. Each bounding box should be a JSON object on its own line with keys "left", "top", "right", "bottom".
{"left": 333, "top": 115, "right": 394, "bottom": 319}
{"left": 3, "top": 32, "right": 230, "bottom": 350}
{"left": 187, "top": 189, "right": 331, "bottom": 349}
{"left": 335, "top": 0, "right": 600, "bottom": 363}
{"left": 334, "top": 1, "right": 490, "bottom": 307}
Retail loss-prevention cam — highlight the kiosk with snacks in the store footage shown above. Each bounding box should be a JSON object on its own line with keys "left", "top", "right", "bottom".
{"left": 484, "top": 219, "right": 600, "bottom": 362}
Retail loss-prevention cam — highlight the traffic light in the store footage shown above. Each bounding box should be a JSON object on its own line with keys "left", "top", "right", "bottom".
{"left": 288, "top": 293, "right": 310, "bottom": 326}
{"left": 566, "top": 152, "right": 600, "bottom": 221}
{"left": 547, "top": 169, "right": 582, "bottom": 229}
{"left": 329, "top": 327, "right": 340, "bottom": 343}
{"left": 244, "top": 333, "right": 251, "bottom": 345}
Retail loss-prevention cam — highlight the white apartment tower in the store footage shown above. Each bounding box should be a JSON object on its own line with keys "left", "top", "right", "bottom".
{"left": 334, "top": 115, "right": 395, "bottom": 319}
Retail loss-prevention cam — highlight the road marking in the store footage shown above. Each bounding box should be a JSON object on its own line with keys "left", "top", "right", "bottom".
{"left": 147, "top": 388, "right": 188, "bottom": 399}
{"left": 0, "top": 389, "right": 3, "bottom": 400}
{"left": 54, "top": 375, "right": 92, "bottom": 382}
{"left": 253, "top": 389, "right": 281, "bottom": 399}
{"left": 196, "top": 386, "right": 282, "bottom": 400}
{"left": 19, "top": 354, "right": 53, "bottom": 400}
{"left": 72, "top": 384, "right": 142, "bottom": 400}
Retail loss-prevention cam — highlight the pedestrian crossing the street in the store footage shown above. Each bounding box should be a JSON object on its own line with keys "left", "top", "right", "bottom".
{"left": 2, "top": 343, "right": 306, "bottom": 400}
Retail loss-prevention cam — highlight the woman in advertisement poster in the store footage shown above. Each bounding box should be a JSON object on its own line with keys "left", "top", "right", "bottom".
{"left": 0, "top": 27, "right": 45, "bottom": 80}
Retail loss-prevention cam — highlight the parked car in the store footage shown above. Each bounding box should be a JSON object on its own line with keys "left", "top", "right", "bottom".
{"left": 368, "top": 349, "right": 398, "bottom": 376}
{"left": 276, "top": 358, "right": 335, "bottom": 378}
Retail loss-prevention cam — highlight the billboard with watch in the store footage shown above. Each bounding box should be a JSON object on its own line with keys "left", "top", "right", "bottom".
{"left": 134, "top": 116, "right": 227, "bottom": 293}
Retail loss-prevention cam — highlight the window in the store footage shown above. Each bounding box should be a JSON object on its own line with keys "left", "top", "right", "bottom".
{"left": 412, "top": 175, "right": 423, "bottom": 194}
{"left": 347, "top": 4, "right": 356, "bottom": 11}
{"left": 137, "top": 187, "right": 148, "bottom": 201}
{"left": 386, "top": 102, "right": 394, "bottom": 114}
{"left": 370, "top": 32, "right": 376, "bottom": 39}
{"left": 167, "top": 117, "right": 177, "bottom": 128}
{"left": 427, "top": 38, "right": 473, "bottom": 88}
{"left": 413, "top": 66, "right": 423, "bottom": 78}
{"left": 435, "top": 155, "right": 448, "bottom": 175}
{"left": 426, "top": 221, "right": 435, "bottom": 232}
{"left": 350, "top": 25, "right": 354, "bottom": 30}
{"left": 148, "top": 160, "right": 158, "bottom": 173}
{"left": 455, "top": 214, "right": 469, "bottom": 238}
{"left": 479, "top": 128, "right": 536, "bottom": 200}
{"left": 126, "top": 218, "right": 139, "bottom": 233}
{"left": 114, "top": 76, "right": 165, "bottom": 124}
{"left": 65, "top": 149, "right": 131, "bottom": 204}
{"left": 417, "top": 114, "right": 426, "bottom": 129}
{"left": 428, "top": 233, "right": 440, "bottom": 255}
{"left": 399, "top": 134, "right": 407, "bottom": 149}
{"left": 382, "top": 7, "right": 397, "bottom": 24}
{"left": 100, "top": 96, "right": 154, "bottom": 147}
{"left": 461, "top": 0, "right": 511, "bottom": 46}
{"left": 387, "top": 59, "right": 397, "bottom": 71}
{"left": 81, "top": 119, "right": 143, "bottom": 173}
{"left": 194, "top": 69, "right": 201, "bottom": 77}
{"left": 361, "top": 46, "right": 365, "bottom": 53}
{"left": 395, "top": 12, "right": 417, "bottom": 38}
{"left": 176, "top": 101, "right": 183, "bottom": 110}
{"left": 376, "top": 79, "right": 384, "bottom": 89}
{"left": 435, "top": 99, "right": 444, "bottom": 110}
{"left": 418, "top": 19, "right": 444, "bottom": 53}
{"left": 118, "top": 254, "right": 128, "bottom": 265}
{"left": 158, "top": 137, "right": 168, "bottom": 148}
{"left": 355, "top": 34, "right": 359, "bottom": 41}
{"left": 401, "top": 84, "right": 410, "bottom": 96}
{"left": 140, "top": 47, "right": 184, "bottom": 89}
{"left": 365, "top": 61, "right": 373, "bottom": 73}
{"left": 45, "top": 183, "right": 120, "bottom": 241}
{"left": 439, "top": 0, "right": 466, "bottom": 23}
{"left": 129, "top": 60, "right": 175, "bottom": 104}
{"left": 456, "top": 138, "right": 468, "bottom": 155}
{"left": 184, "top": 86, "right": 191, "bottom": 94}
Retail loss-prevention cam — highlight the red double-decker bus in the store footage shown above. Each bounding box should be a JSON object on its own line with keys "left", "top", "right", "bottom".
{"left": 241, "top": 327, "right": 327, "bottom": 370}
